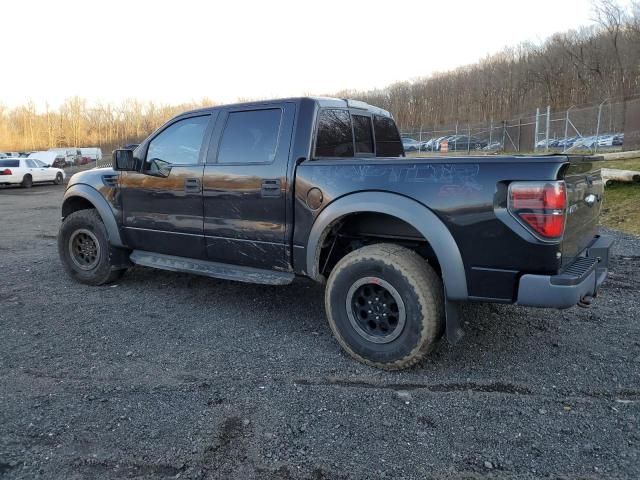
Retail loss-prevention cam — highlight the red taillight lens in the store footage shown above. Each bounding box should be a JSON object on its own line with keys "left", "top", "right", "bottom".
{"left": 518, "top": 213, "right": 565, "bottom": 238}
{"left": 510, "top": 182, "right": 566, "bottom": 210}
{"left": 508, "top": 181, "right": 567, "bottom": 239}
{"left": 0, "top": 168, "right": 12, "bottom": 175}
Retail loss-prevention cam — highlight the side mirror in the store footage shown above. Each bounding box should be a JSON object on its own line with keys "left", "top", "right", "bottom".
{"left": 112, "top": 149, "right": 136, "bottom": 171}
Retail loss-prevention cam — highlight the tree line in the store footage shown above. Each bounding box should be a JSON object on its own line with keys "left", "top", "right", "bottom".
{"left": 0, "top": 0, "right": 638, "bottom": 152}
{"left": 339, "top": 0, "right": 639, "bottom": 129}
{"left": 0, "top": 98, "right": 215, "bottom": 153}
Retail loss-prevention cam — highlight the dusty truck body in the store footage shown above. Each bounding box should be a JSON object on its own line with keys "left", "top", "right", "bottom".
{"left": 58, "top": 97, "right": 612, "bottom": 369}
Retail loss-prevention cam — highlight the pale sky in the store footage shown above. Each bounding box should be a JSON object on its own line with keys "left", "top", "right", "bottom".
{"left": 2, "top": 0, "right": 596, "bottom": 109}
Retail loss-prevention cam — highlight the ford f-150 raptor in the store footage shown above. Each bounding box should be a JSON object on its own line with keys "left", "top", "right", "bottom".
{"left": 58, "top": 97, "right": 612, "bottom": 369}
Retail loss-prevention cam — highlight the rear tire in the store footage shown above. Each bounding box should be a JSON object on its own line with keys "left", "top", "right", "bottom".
{"left": 325, "top": 243, "right": 444, "bottom": 370}
{"left": 53, "top": 172, "right": 63, "bottom": 185}
{"left": 58, "top": 209, "right": 126, "bottom": 285}
{"left": 21, "top": 175, "right": 32, "bottom": 188}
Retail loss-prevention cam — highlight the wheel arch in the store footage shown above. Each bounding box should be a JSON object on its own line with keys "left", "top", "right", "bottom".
{"left": 305, "top": 191, "right": 468, "bottom": 301}
{"left": 61, "top": 184, "right": 124, "bottom": 247}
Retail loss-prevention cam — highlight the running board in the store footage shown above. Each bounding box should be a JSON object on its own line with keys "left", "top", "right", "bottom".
{"left": 129, "top": 250, "right": 295, "bottom": 285}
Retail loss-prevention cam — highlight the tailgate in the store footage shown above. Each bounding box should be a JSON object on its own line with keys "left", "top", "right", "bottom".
{"left": 560, "top": 156, "right": 605, "bottom": 266}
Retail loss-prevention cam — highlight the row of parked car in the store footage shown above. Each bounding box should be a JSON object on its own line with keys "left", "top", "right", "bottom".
{"left": 401, "top": 135, "right": 492, "bottom": 152}
{"left": 535, "top": 133, "right": 624, "bottom": 150}
{"left": 0, "top": 148, "right": 103, "bottom": 168}
{"left": 401, "top": 131, "right": 625, "bottom": 154}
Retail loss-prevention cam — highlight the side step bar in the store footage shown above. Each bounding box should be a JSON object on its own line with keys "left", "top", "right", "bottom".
{"left": 129, "top": 250, "right": 295, "bottom": 286}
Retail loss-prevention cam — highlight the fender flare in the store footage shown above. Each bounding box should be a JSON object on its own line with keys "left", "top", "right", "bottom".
{"left": 305, "top": 191, "right": 468, "bottom": 301}
{"left": 62, "top": 184, "right": 125, "bottom": 247}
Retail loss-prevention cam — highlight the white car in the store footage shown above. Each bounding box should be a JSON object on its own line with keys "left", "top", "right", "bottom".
{"left": 0, "top": 158, "right": 65, "bottom": 188}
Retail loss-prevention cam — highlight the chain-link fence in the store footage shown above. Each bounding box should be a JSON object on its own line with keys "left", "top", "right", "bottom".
{"left": 401, "top": 97, "right": 640, "bottom": 155}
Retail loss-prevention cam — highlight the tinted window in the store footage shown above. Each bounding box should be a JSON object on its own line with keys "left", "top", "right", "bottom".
{"left": 217, "top": 109, "right": 282, "bottom": 164}
{"left": 353, "top": 115, "right": 374, "bottom": 154}
{"left": 26, "top": 159, "right": 37, "bottom": 168}
{"left": 147, "top": 115, "right": 209, "bottom": 165}
{"left": 0, "top": 160, "right": 19, "bottom": 167}
{"left": 315, "top": 109, "right": 354, "bottom": 157}
{"left": 374, "top": 115, "right": 403, "bottom": 157}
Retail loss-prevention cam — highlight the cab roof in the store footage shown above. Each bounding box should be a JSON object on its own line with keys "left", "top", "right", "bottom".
{"left": 180, "top": 97, "right": 393, "bottom": 119}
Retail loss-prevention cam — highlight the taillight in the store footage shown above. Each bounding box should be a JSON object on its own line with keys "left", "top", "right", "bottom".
{"left": 508, "top": 181, "right": 566, "bottom": 240}
{"left": 0, "top": 168, "right": 12, "bottom": 175}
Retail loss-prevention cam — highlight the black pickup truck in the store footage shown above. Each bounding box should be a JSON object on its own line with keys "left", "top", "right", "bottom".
{"left": 58, "top": 97, "right": 612, "bottom": 369}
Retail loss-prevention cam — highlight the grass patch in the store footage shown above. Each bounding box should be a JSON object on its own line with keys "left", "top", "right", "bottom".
{"left": 603, "top": 157, "right": 640, "bottom": 171}
{"left": 601, "top": 182, "right": 640, "bottom": 235}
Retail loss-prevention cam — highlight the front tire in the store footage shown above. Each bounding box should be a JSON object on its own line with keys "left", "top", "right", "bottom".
{"left": 53, "top": 172, "right": 63, "bottom": 185}
{"left": 21, "top": 175, "right": 33, "bottom": 188}
{"left": 58, "top": 209, "right": 126, "bottom": 285}
{"left": 325, "top": 243, "right": 444, "bottom": 370}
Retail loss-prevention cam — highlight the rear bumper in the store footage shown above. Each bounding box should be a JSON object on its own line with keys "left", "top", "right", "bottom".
{"left": 516, "top": 235, "right": 613, "bottom": 308}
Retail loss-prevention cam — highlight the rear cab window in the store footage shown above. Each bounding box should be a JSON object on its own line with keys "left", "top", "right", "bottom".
{"left": 373, "top": 115, "right": 404, "bottom": 157}
{"left": 0, "top": 160, "right": 20, "bottom": 167}
{"left": 314, "top": 108, "right": 403, "bottom": 159}
{"left": 315, "top": 109, "right": 354, "bottom": 157}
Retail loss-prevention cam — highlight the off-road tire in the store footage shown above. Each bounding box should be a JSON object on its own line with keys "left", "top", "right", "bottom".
{"left": 53, "top": 172, "right": 63, "bottom": 185}
{"left": 325, "top": 243, "right": 444, "bottom": 370}
{"left": 21, "top": 175, "right": 32, "bottom": 188}
{"left": 58, "top": 209, "right": 126, "bottom": 285}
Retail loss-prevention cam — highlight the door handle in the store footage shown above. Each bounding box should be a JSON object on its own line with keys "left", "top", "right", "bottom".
{"left": 184, "top": 177, "right": 201, "bottom": 193}
{"left": 261, "top": 179, "right": 281, "bottom": 198}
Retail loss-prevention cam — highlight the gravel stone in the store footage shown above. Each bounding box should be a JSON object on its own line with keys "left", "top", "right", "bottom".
{"left": 1, "top": 184, "right": 639, "bottom": 479}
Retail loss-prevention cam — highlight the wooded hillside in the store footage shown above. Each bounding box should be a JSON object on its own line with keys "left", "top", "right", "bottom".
{"left": 340, "top": 1, "right": 640, "bottom": 129}
{"left": 0, "top": 0, "right": 638, "bottom": 151}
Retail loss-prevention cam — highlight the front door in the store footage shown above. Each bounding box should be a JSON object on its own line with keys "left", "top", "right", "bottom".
{"left": 120, "top": 113, "right": 214, "bottom": 259}
{"left": 24, "top": 159, "right": 45, "bottom": 182}
{"left": 202, "top": 102, "right": 295, "bottom": 270}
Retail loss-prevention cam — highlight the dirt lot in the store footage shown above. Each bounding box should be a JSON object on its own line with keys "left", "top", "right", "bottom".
{"left": 1, "top": 184, "right": 639, "bottom": 480}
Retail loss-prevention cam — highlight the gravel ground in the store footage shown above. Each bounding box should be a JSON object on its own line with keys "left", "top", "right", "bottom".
{"left": 1, "top": 184, "right": 639, "bottom": 480}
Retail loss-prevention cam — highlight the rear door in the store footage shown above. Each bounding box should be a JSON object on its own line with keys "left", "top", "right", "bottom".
{"left": 561, "top": 156, "right": 605, "bottom": 266}
{"left": 24, "top": 159, "right": 44, "bottom": 181}
{"left": 202, "top": 102, "right": 295, "bottom": 270}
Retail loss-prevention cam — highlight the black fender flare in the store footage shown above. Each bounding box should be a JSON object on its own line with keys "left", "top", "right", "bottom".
{"left": 305, "top": 191, "right": 468, "bottom": 301}
{"left": 61, "top": 184, "right": 125, "bottom": 247}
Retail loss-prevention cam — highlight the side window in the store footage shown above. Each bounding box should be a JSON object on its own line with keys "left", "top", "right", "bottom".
{"left": 217, "top": 109, "right": 282, "bottom": 164}
{"left": 33, "top": 159, "right": 46, "bottom": 167}
{"left": 353, "top": 115, "right": 374, "bottom": 154}
{"left": 146, "top": 115, "right": 209, "bottom": 166}
{"left": 26, "top": 159, "right": 37, "bottom": 168}
{"left": 373, "top": 115, "right": 403, "bottom": 157}
{"left": 315, "top": 109, "right": 354, "bottom": 157}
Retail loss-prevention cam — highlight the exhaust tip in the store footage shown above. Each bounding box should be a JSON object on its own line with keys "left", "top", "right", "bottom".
{"left": 578, "top": 295, "right": 593, "bottom": 308}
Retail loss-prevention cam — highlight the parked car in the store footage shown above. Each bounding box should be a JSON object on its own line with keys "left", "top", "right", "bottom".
{"left": 482, "top": 141, "right": 503, "bottom": 151}
{"left": 420, "top": 138, "right": 438, "bottom": 151}
{"left": 48, "top": 148, "right": 80, "bottom": 166}
{"left": 429, "top": 135, "right": 454, "bottom": 151}
{"left": 0, "top": 158, "right": 65, "bottom": 187}
{"left": 79, "top": 147, "right": 103, "bottom": 163}
{"left": 401, "top": 137, "right": 421, "bottom": 152}
{"left": 556, "top": 136, "right": 578, "bottom": 149}
{"left": 613, "top": 133, "right": 624, "bottom": 146}
{"left": 0, "top": 151, "right": 20, "bottom": 158}
{"left": 57, "top": 97, "right": 612, "bottom": 370}
{"left": 28, "top": 151, "right": 67, "bottom": 168}
{"left": 446, "top": 135, "right": 486, "bottom": 151}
